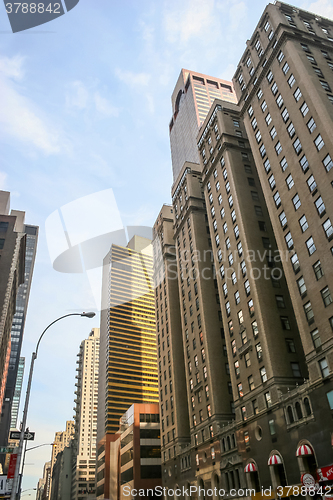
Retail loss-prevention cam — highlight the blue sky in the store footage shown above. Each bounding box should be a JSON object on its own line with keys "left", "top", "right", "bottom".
{"left": 1, "top": 0, "right": 333, "bottom": 496}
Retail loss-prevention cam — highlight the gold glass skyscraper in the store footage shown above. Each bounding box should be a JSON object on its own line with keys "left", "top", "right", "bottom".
{"left": 98, "top": 235, "right": 158, "bottom": 438}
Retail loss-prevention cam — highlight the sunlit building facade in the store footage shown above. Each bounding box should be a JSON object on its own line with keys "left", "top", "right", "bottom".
{"left": 169, "top": 69, "right": 237, "bottom": 182}
{"left": 97, "top": 235, "right": 159, "bottom": 499}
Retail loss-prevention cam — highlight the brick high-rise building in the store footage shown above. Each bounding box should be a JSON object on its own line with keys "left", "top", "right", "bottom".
{"left": 71, "top": 328, "right": 100, "bottom": 500}
{"left": 153, "top": 3, "right": 333, "bottom": 495}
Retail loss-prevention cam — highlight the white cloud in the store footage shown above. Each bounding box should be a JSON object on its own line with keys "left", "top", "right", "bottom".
{"left": 163, "top": 0, "right": 216, "bottom": 44}
{"left": 65, "top": 80, "right": 89, "bottom": 110}
{"left": 0, "top": 55, "right": 24, "bottom": 80}
{"left": 115, "top": 68, "right": 151, "bottom": 87}
{"left": 94, "top": 92, "right": 119, "bottom": 117}
{"left": 305, "top": 0, "right": 333, "bottom": 19}
{"left": 0, "top": 55, "right": 61, "bottom": 155}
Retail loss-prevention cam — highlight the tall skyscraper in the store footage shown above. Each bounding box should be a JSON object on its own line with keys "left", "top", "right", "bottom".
{"left": 233, "top": 0, "right": 333, "bottom": 388}
{"left": 169, "top": 69, "right": 237, "bottom": 182}
{"left": 72, "top": 328, "right": 100, "bottom": 500}
{"left": 97, "top": 235, "right": 158, "bottom": 499}
{"left": 0, "top": 192, "right": 26, "bottom": 419}
{"left": 153, "top": 1, "right": 333, "bottom": 494}
{"left": 0, "top": 190, "right": 38, "bottom": 456}
{"left": 10, "top": 357, "right": 24, "bottom": 430}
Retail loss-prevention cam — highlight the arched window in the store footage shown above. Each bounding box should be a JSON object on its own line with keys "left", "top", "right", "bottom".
{"left": 287, "top": 405, "right": 294, "bottom": 424}
{"left": 304, "top": 397, "right": 311, "bottom": 416}
{"left": 295, "top": 402, "right": 303, "bottom": 420}
{"left": 227, "top": 435, "right": 231, "bottom": 450}
{"left": 232, "top": 433, "right": 236, "bottom": 448}
{"left": 221, "top": 438, "right": 225, "bottom": 452}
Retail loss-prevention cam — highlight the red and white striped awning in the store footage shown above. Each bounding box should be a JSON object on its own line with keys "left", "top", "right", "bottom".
{"left": 244, "top": 463, "right": 257, "bottom": 473}
{"left": 268, "top": 455, "right": 282, "bottom": 466}
{"left": 296, "top": 445, "right": 313, "bottom": 457}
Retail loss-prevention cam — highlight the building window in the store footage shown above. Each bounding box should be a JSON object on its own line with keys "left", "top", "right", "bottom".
{"left": 314, "top": 134, "right": 325, "bottom": 151}
{"left": 234, "top": 361, "right": 240, "bottom": 377}
{"left": 299, "top": 154, "right": 309, "bottom": 173}
{"left": 276, "top": 295, "right": 285, "bottom": 308}
{"left": 279, "top": 211, "right": 287, "bottom": 228}
{"left": 307, "top": 117, "right": 316, "bottom": 133}
{"left": 261, "top": 100, "right": 267, "bottom": 112}
{"left": 287, "top": 122, "right": 295, "bottom": 138}
{"left": 225, "top": 301, "right": 231, "bottom": 317}
{"left": 294, "top": 87, "right": 302, "bottom": 101}
{"left": 265, "top": 391, "right": 272, "bottom": 407}
{"left": 238, "top": 310, "right": 244, "bottom": 324}
{"left": 319, "top": 358, "right": 329, "bottom": 378}
{"left": 292, "top": 194, "right": 301, "bottom": 210}
{"left": 252, "top": 320, "right": 259, "bottom": 337}
{"left": 225, "top": 237, "right": 231, "bottom": 250}
{"left": 245, "top": 352, "right": 251, "bottom": 367}
{"left": 274, "top": 191, "right": 281, "bottom": 208}
{"left": 238, "top": 382, "right": 243, "bottom": 397}
{"left": 291, "top": 362, "right": 301, "bottom": 378}
{"left": 306, "top": 236, "right": 316, "bottom": 255}
{"left": 275, "top": 141, "right": 282, "bottom": 155}
{"left": 282, "top": 61, "right": 289, "bottom": 74}
{"left": 286, "top": 338, "right": 296, "bottom": 353}
{"left": 288, "top": 74, "right": 296, "bottom": 87}
{"left": 264, "top": 158, "right": 271, "bottom": 173}
{"left": 252, "top": 399, "right": 259, "bottom": 415}
{"left": 323, "top": 154, "right": 333, "bottom": 172}
{"left": 285, "top": 232, "right": 294, "bottom": 250}
{"left": 300, "top": 101, "right": 309, "bottom": 117}
{"left": 248, "top": 375, "right": 254, "bottom": 391}
{"left": 321, "top": 286, "right": 333, "bottom": 307}
{"left": 311, "top": 328, "right": 321, "bottom": 348}
{"left": 281, "top": 316, "right": 291, "bottom": 330}
{"left": 320, "top": 80, "right": 332, "bottom": 92}
{"left": 270, "top": 126, "right": 277, "bottom": 139}
{"left": 265, "top": 113, "right": 272, "bottom": 126}
{"left": 313, "top": 260, "right": 324, "bottom": 280}
{"left": 281, "top": 107, "right": 289, "bottom": 122}
{"left": 260, "top": 366, "right": 267, "bottom": 382}
{"left": 306, "top": 174, "right": 317, "bottom": 193}
{"left": 323, "top": 219, "right": 333, "bottom": 240}
{"left": 286, "top": 174, "right": 294, "bottom": 190}
{"left": 259, "top": 144, "right": 266, "bottom": 158}
{"left": 299, "top": 215, "right": 308, "bottom": 232}
{"left": 297, "top": 276, "right": 307, "bottom": 296}
{"left": 268, "top": 174, "right": 276, "bottom": 190}
{"left": 255, "top": 206, "right": 263, "bottom": 217}
{"left": 293, "top": 138, "right": 302, "bottom": 155}
{"left": 304, "top": 301, "right": 314, "bottom": 323}
{"left": 315, "top": 196, "right": 326, "bottom": 216}
{"left": 271, "top": 82, "right": 278, "bottom": 95}
{"left": 235, "top": 291, "right": 240, "bottom": 305}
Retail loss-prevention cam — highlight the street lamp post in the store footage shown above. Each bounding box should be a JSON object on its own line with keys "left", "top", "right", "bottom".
{"left": 10, "top": 312, "right": 95, "bottom": 500}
